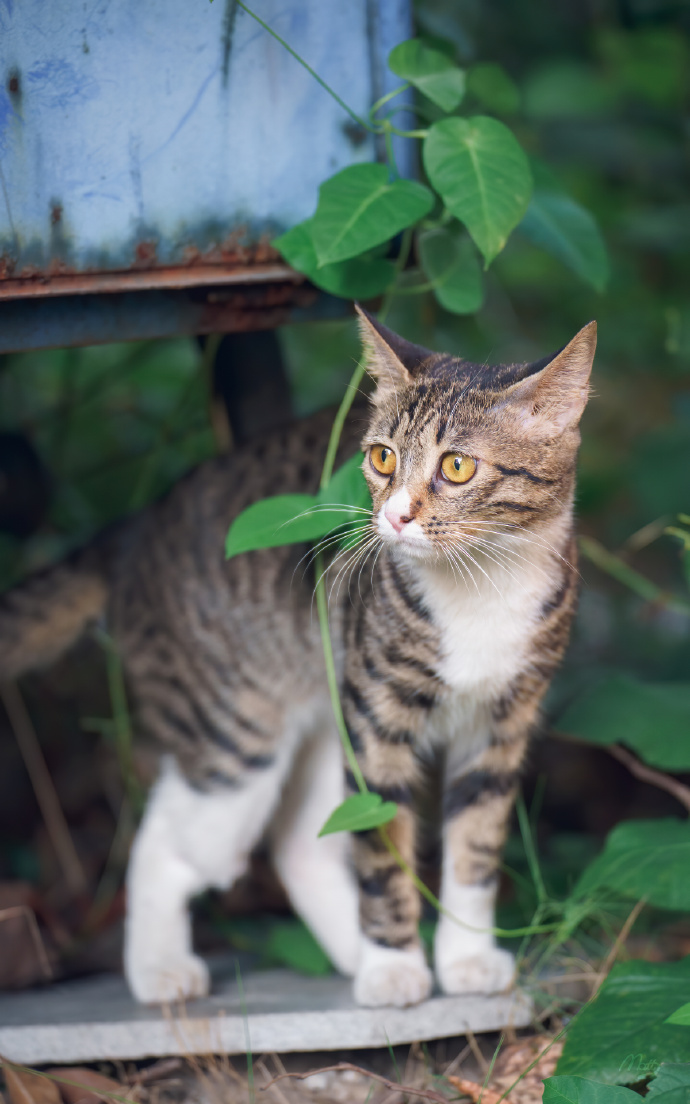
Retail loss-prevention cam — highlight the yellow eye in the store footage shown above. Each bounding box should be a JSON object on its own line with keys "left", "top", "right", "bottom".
{"left": 370, "top": 444, "right": 396, "bottom": 476}
{"left": 440, "top": 453, "right": 477, "bottom": 484}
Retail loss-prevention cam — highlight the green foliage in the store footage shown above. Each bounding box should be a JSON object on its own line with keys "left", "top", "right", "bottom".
{"left": 666, "top": 1006, "right": 690, "bottom": 1027}
{"left": 423, "top": 116, "right": 533, "bottom": 265}
{"left": 274, "top": 222, "right": 396, "bottom": 299}
{"left": 558, "top": 675, "right": 690, "bottom": 771}
{"left": 647, "top": 1064, "right": 690, "bottom": 1104}
{"left": 467, "top": 63, "right": 520, "bottom": 115}
{"left": 519, "top": 189, "right": 610, "bottom": 292}
{"left": 388, "top": 38, "right": 466, "bottom": 111}
{"left": 308, "top": 164, "right": 434, "bottom": 267}
{"left": 543, "top": 1077, "right": 640, "bottom": 1104}
{"left": 556, "top": 958, "right": 690, "bottom": 1083}
{"left": 417, "top": 227, "right": 484, "bottom": 314}
{"left": 225, "top": 452, "right": 370, "bottom": 558}
{"left": 270, "top": 34, "right": 606, "bottom": 299}
{"left": 574, "top": 820, "right": 690, "bottom": 911}
{"left": 265, "top": 919, "right": 332, "bottom": 975}
{"left": 318, "top": 792, "right": 398, "bottom": 836}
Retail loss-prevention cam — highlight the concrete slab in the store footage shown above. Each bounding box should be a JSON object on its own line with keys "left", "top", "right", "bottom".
{"left": 0, "top": 958, "right": 533, "bottom": 1065}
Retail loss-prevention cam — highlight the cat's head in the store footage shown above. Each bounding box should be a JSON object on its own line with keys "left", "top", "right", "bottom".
{"left": 357, "top": 306, "right": 596, "bottom": 561}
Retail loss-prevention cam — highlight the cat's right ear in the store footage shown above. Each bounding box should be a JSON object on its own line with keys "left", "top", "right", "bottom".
{"left": 355, "top": 304, "right": 431, "bottom": 401}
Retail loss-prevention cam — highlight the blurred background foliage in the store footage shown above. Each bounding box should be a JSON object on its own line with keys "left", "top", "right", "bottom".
{"left": 0, "top": 0, "right": 689, "bottom": 982}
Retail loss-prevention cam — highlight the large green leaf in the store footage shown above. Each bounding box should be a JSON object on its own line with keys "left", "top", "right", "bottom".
{"left": 543, "top": 1076, "right": 640, "bottom": 1104}
{"left": 323, "top": 451, "right": 371, "bottom": 513}
{"left": 226, "top": 453, "right": 371, "bottom": 558}
{"left": 559, "top": 675, "right": 690, "bottom": 771}
{"left": 556, "top": 958, "right": 690, "bottom": 1083}
{"left": 573, "top": 819, "right": 690, "bottom": 911}
{"left": 666, "top": 1004, "right": 690, "bottom": 1026}
{"left": 388, "top": 38, "right": 466, "bottom": 112}
{"left": 310, "top": 163, "right": 434, "bottom": 267}
{"left": 423, "top": 116, "right": 532, "bottom": 265}
{"left": 647, "top": 1064, "right": 690, "bottom": 1104}
{"left": 319, "top": 793, "right": 398, "bottom": 836}
{"left": 418, "top": 227, "right": 484, "bottom": 314}
{"left": 519, "top": 190, "right": 610, "bottom": 291}
{"left": 226, "top": 493, "right": 324, "bottom": 556}
{"left": 273, "top": 220, "right": 395, "bottom": 299}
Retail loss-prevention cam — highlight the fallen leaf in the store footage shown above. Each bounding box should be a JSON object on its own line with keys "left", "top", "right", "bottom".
{"left": 494, "top": 1035, "right": 563, "bottom": 1084}
{"left": 0, "top": 884, "right": 52, "bottom": 988}
{"left": 2, "top": 1065, "right": 61, "bottom": 1104}
{"left": 44, "top": 1070, "right": 129, "bottom": 1104}
{"left": 446, "top": 1077, "right": 508, "bottom": 1104}
{"left": 446, "top": 1036, "right": 564, "bottom": 1104}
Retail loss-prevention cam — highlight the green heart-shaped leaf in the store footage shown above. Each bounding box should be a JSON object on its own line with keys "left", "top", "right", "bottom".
{"left": 543, "top": 1077, "right": 640, "bottom": 1104}
{"left": 418, "top": 227, "right": 484, "bottom": 314}
{"left": 319, "top": 792, "right": 398, "bottom": 836}
{"left": 647, "top": 1063, "right": 690, "bottom": 1104}
{"left": 388, "top": 38, "right": 466, "bottom": 112}
{"left": 274, "top": 220, "right": 395, "bottom": 299}
{"left": 665, "top": 1004, "right": 690, "bottom": 1026}
{"left": 319, "top": 452, "right": 370, "bottom": 513}
{"left": 559, "top": 675, "right": 690, "bottom": 771}
{"left": 423, "top": 116, "right": 532, "bottom": 265}
{"left": 225, "top": 455, "right": 372, "bottom": 558}
{"left": 310, "top": 163, "right": 434, "bottom": 266}
{"left": 574, "top": 819, "right": 690, "bottom": 912}
{"left": 519, "top": 190, "right": 610, "bottom": 291}
{"left": 556, "top": 957, "right": 690, "bottom": 1083}
{"left": 467, "top": 63, "right": 520, "bottom": 115}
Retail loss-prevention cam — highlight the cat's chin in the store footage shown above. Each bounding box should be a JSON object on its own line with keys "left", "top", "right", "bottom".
{"left": 386, "top": 535, "right": 435, "bottom": 563}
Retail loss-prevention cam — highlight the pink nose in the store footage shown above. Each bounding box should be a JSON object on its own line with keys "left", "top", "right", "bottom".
{"left": 385, "top": 502, "right": 413, "bottom": 534}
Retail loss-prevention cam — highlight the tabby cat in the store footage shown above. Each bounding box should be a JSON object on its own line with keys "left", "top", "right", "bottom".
{"left": 0, "top": 308, "right": 596, "bottom": 1007}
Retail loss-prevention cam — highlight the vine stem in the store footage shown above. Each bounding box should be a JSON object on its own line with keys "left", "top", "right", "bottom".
{"left": 380, "top": 827, "right": 558, "bottom": 937}
{"left": 315, "top": 550, "right": 367, "bottom": 795}
{"left": 319, "top": 357, "right": 368, "bottom": 491}
{"left": 579, "top": 534, "right": 690, "bottom": 617}
{"left": 235, "top": 1, "right": 376, "bottom": 134}
{"left": 369, "top": 82, "right": 411, "bottom": 123}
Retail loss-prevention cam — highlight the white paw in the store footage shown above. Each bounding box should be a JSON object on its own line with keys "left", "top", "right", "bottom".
{"left": 127, "top": 951, "right": 210, "bottom": 1005}
{"left": 354, "top": 940, "right": 433, "bottom": 1008}
{"left": 438, "top": 947, "right": 515, "bottom": 996}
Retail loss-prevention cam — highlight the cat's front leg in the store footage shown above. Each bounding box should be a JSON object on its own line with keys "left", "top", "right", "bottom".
{"left": 434, "top": 715, "right": 531, "bottom": 996}
{"left": 344, "top": 736, "right": 432, "bottom": 1008}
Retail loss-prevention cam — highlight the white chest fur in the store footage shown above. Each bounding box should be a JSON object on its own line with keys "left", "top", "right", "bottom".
{"left": 411, "top": 543, "right": 550, "bottom": 699}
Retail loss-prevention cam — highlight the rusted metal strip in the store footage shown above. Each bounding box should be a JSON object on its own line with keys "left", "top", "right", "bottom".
{"left": 0, "top": 264, "right": 303, "bottom": 301}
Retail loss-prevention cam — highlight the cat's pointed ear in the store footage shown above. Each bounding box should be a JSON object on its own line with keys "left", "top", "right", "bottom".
{"left": 355, "top": 304, "right": 431, "bottom": 399}
{"left": 507, "top": 321, "right": 597, "bottom": 434}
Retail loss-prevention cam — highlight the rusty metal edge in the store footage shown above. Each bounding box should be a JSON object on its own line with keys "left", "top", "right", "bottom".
{"left": 0, "top": 263, "right": 304, "bottom": 300}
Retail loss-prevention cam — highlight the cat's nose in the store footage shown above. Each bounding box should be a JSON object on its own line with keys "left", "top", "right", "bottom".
{"left": 384, "top": 501, "right": 413, "bottom": 534}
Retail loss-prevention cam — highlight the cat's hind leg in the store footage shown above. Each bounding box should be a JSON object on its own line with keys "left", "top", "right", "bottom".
{"left": 125, "top": 753, "right": 291, "bottom": 1004}
{"left": 271, "top": 719, "right": 360, "bottom": 977}
{"left": 268, "top": 719, "right": 359, "bottom": 971}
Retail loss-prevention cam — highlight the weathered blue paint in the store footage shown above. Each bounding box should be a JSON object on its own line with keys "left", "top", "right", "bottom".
{"left": 0, "top": 0, "right": 412, "bottom": 279}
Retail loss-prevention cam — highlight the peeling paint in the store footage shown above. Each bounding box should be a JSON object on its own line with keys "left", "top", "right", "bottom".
{"left": 0, "top": 0, "right": 411, "bottom": 292}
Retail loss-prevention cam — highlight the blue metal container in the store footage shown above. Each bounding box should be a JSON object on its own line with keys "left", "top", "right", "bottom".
{"left": 0, "top": 0, "right": 411, "bottom": 349}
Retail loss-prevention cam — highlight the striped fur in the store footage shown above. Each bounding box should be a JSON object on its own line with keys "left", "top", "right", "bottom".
{"left": 0, "top": 313, "right": 595, "bottom": 1007}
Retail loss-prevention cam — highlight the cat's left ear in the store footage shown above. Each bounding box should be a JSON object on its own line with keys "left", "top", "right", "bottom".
{"left": 508, "top": 321, "right": 597, "bottom": 434}
{"left": 355, "top": 304, "right": 432, "bottom": 400}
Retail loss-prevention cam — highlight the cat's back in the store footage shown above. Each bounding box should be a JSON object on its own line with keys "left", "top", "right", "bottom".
{"left": 110, "top": 403, "right": 367, "bottom": 642}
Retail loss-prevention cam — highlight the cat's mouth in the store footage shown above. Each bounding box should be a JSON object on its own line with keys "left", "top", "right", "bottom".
{"left": 377, "top": 509, "right": 432, "bottom": 558}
